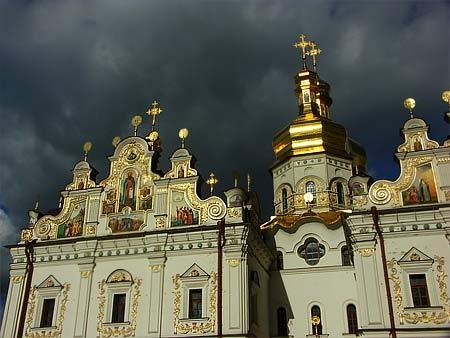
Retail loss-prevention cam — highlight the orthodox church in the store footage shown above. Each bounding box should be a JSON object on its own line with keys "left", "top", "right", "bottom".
{"left": 1, "top": 34, "right": 450, "bottom": 338}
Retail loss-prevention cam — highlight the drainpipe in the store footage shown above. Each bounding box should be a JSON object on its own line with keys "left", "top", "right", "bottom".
{"left": 217, "top": 218, "right": 225, "bottom": 338}
{"left": 16, "top": 239, "right": 36, "bottom": 338}
{"left": 370, "top": 206, "right": 397, "bottom": 338}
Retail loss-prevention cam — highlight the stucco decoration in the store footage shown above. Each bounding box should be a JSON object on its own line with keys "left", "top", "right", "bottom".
{"left": 97, "top": 271, "right": 142, "bottom": 338}
{"left": 172, "top": 271, "right": 217, "bottom": 334}
{"left": 169, "top": 183, "right": 226, "bottom": 224}
{"left": 388, "top": 256, "right": 450, "bottom": 325}
{"left": 100, "top": 137, "right": 160, "bottom": 216}
{"left": 24, "top": 277, "right": 70, "bottom": 338}
{"left": 33, "top": 197, "right": 87, "bottom": 240}
{"left": 369, "top": 157, "right": 434, "bottom": 206}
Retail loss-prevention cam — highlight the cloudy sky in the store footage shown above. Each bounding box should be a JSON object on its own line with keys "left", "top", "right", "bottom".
{"left": 0, "top": 0, "right": 449, "bottom": 320}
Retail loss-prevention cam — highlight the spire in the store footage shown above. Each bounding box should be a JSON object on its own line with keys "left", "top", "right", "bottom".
{"left": 292, "top": 34, "right": 332, "bottom": 119}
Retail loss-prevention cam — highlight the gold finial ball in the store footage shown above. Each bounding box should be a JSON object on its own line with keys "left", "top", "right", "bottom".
{"left": 442, "top": 90, "right": 450, "bottom": 103}
{"left": 403, "top": 97, "right": 416, "bottom": 110}
{"left": 311, "top": 315, "right": 321, "bottom": 325}
{"left": 131, "top": 115, "right": 143, "bottom": 127}
{"left": 148, "top": 130, "right": 159, "bottom": 142}
{"left": 178, "top": 128, "right": 189, "bottom": 140}
{"left": 83, "top": 141, "right": 92, "bottom": 153}
{"left": 112, "top": 136, "right": 121, "bottom": 148}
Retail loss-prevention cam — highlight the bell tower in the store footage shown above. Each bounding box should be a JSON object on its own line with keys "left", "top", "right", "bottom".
{"left": 271, "top": 34, "right": 367, "bottom": 215}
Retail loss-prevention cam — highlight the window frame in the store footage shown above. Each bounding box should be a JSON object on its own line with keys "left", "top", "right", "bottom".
{"left": 310, "top": 305, "right": 323, "bottom": 335}
{"left": 298, "top": 238, "right": 326, "bottom": 266}
{"left": 305, "top": 181, "right": 317, "bottom": 204}
{"left": 188, "top": 288, "right": 203, "bottom": 319}
{"left": 39, "top": 297, "right": 56, "bottom": 328}
{"left": 346, "top": 303, "right": 358, "bottom": 334}
{"left": 409, "top": 274, "right": 431, "bottom": 308}
{"left": 33, "top": 278, "right": 64, "bottom": 330}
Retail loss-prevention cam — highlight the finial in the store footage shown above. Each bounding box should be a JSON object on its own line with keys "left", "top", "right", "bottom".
{"left": 146, "top": 100, "right": 163, "bottom": 131}
{"left": 112, "top": 136, "right": 121, "bottom": 148}
{"left": 33, "top": 195, "right": 40, "bottom": 211}
{"left": 442, "top": 90, "right": 450, "bottom": 106}
{"left": 232, "top": 171, "right": 239, "bottom": 188}
{"left": 293, "top": 34, "right": 311, "bottom": 69}
{"left": 131, "top": 115, "right": 143, "bottom": 136}
{"left": 83, "top": 141, "right": 92, "bottom": 161}
{"left": 178, "top": 128, "right": 189, "bottom": 148}
{"left": 403, "top": 98, "right": 416, "bottom": 119}
{"left": 146, "top": 130, "right": 159, "bottom": 150}
{"left": 206, "top": 172, "right": 219, "bottom": 196}
{"left": 306, "top": 41, "right": 321, "bottom": 72}
{"left": 247, "top": 173, "right": 251, "bottom": 192}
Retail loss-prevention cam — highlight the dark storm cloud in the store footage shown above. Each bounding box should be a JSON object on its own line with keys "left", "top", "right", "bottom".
{"left": 0, "top": 0, "right": 449, "bottom": 320}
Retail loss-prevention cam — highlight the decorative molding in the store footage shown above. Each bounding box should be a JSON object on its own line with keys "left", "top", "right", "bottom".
{"left": 12, "top": 275, "right": 24, "bottom": 284}
{"left": 357, "top": 248, "right": 375, "bottom": 257}
{"left": 226, "top": 258, "right": 241, "bottom": 267}
{"left": 227, "top": 207, "right": 242, "bottom": 218}
{"left": 148, "top": 264, "right": 163, "bottom": 272}
{"left": 80, "top": 271, "right": 91, "bottom": 278}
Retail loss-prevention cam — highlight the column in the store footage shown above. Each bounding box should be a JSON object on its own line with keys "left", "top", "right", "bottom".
{"left": 0, "top": 267, "right": 26, "bottom": 338}
{"left": 73, "top": 263, "right": 95, "bottom": 338}
{"left": 147, "top": 255, "right": 165, "bottom": 335}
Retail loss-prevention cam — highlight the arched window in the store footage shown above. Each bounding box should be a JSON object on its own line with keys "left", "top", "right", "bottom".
{"left": 277, "top": 307, "right": 288, "bottom": 337}
{"left": 281, "top": 188, "right": 288, "bottom": 212}
{"left": 341, "top": 245, "right": 352, "bottom": 266}
{"left": 336, "top": 182, "right": 345, "bottom": 205}
{"left": 276, "top": 251, "right": 284, "bottom": 270}
{"left": 298, "top": 238, "right": 325, "bottom": 265}
{"left": 311, "top": 305, "right": 323, "bottom": 335}
{"left": 305, "top": 181, "right": 317, "bottom": 204}
{"left": 346, "top": 304, "right": 358, "bottom": 334}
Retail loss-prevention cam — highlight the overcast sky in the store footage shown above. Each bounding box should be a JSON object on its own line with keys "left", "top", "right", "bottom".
{"left": 0, "top": 0, "right": 449, "bottom": 321}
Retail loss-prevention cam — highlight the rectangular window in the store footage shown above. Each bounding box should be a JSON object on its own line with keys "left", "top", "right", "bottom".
{"left": 111, "top": 293, "right": 126, "bottom": 323}
{"left": 188, "top": 289, "right": 202, "bottom": 319}
{"left": 409, "top": 274, "right": 430, "bottom": 307}
{"left": 39, "top": 298, "right": 55, "bottom": 328}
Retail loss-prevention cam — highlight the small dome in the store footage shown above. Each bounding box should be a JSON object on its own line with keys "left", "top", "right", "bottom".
{"left": 403, "top": 117, "right": 426, "bottom": 130}
{"left": 73, "top": 161, "right": 90, "bottom": 171}
{"left": 172, "top": 148, "right": 190, "bottom": 158}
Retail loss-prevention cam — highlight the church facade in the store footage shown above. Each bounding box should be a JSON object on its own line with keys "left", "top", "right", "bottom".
{"left": 1, "top": 35, "right": 450, "bottom": 338}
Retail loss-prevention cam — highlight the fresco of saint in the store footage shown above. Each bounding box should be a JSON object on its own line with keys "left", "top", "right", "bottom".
{"left": 108, "top": 212, "right": 144, "bottom": 233}
{"left": 57, "top": 202, "right": 85, "bottom": 238}
{"left": 120, "top": 171, "right": 136, "bottom": 211}
{"left": 170, "top": 191, "right": 199, "bottom": 226}
{"left": 402, "top": 163, "right": 438, "bottom": 206}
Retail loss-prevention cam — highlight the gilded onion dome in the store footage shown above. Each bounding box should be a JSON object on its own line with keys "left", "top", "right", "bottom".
{"left": 273, "top": 36, "right": 367, "bottom": 172}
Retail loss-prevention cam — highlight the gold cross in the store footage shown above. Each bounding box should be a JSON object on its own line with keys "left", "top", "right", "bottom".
{"left": 146, "top": 100, "right": 163, "bottom": 130}
{"left": 306, "top": 41, "right": 321, "bottom": 71}
{"left": 293, "top": 34, "right": 311, "bottom": 68}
